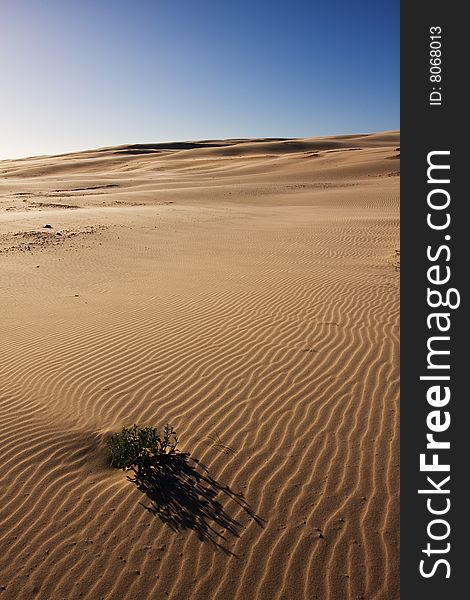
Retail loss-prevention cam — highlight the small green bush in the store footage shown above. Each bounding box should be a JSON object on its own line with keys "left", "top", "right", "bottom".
{"left": 107, "top": 424, "right": 179, "bottom": 470}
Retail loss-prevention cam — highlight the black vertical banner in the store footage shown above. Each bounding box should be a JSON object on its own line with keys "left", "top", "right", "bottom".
{"left": 401, "top": 3, "right": 466, "bottom": 599}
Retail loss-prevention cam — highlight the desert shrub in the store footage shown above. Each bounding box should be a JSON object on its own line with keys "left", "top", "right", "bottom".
{"left": 107, "top": 424, "right": 179, "bottom": 470}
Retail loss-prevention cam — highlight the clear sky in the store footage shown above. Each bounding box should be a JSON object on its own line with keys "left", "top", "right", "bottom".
{"left": 0, "top": 0, "right": 399, "bottom": 159}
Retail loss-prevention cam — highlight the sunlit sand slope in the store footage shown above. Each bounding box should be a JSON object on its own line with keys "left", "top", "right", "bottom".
{"left": 0, "top": 132, "right": 399, "bottom": 599}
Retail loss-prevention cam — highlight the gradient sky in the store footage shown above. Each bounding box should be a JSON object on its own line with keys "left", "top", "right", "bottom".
{"left": 0, "top": 0, "right": 399, "bottom": 159}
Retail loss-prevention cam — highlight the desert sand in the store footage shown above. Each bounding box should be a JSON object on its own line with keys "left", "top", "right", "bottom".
{"left": 0, "top": 132, "right": 399, "bottom": 599}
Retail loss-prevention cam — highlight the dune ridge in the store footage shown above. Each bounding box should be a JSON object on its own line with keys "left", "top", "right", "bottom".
{"left": 0, "top": 132, "right": 399, "bottom": 599}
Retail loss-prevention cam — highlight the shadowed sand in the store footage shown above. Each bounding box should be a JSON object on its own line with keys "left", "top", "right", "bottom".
{"left": 0, "top": 132, "right": 399, "bottom": 599}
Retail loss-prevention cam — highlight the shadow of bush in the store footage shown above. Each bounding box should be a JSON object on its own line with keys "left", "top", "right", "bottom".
{"left": 128, "top": 453, "right": 264, "bottom": 554}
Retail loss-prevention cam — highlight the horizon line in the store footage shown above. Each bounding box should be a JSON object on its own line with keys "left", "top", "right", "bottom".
{"left": 0, "top": 128, "right": 400, "bottom": 163}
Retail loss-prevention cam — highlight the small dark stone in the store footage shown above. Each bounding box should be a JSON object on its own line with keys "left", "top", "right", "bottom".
{"left": 43, "top": 224, "right": 53, "bottom": 229}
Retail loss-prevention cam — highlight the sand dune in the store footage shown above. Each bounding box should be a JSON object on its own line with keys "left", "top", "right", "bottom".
{"left": 0, "top": 132, "right": 399, "bottom": 599}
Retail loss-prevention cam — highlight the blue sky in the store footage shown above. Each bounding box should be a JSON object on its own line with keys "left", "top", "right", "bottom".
{"left": 0, "top": 0, "right": 399, "bottom": 159}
